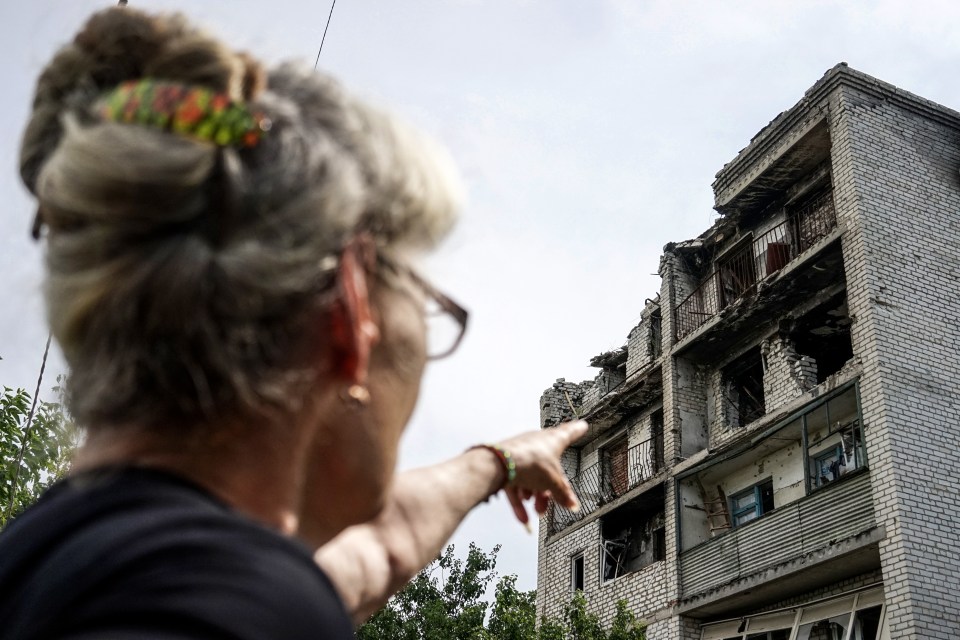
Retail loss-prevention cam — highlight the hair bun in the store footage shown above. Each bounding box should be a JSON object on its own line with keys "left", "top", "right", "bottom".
{"left": 20, "top": 7, "right": 264, "bottom": 194}
{"left": 72, "top": 8, "right": 166, "bottom": 87}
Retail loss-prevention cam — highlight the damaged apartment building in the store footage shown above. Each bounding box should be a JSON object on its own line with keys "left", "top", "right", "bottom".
{"left": 536, "top": 64, "right": 960, "bottom": 640}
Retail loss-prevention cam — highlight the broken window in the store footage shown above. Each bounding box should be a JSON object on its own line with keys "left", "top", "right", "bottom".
{"left": 700, "top": 586, "right": 885, "bottom": 640}
{"left": 599, "top": 489, "right": 665, "bottom": 582}
{"left": 570, "top": 553, "right": 585, "bottom": 593}
{"left": 747, "top": 632, "right": 790, "bottom": 640}
{"left": 852, "top": 606, "right": 883, "bottom": 640}
{"left": 790, "top": 292, "right": 853, "bottom": 384}
{"left": 729, "top": 478, "right": 775, "bottom": 527}
{"left": 649, "top": 310, "right": 662, "bottom": 359}
{"left": 796, "top": 615, "right": 849, "bottom": 640}
{"left": 723, "top": 347, "right": 766, "bottom": 428}
{"left": 805, "top": 385, "right": 865, "bottom": 490}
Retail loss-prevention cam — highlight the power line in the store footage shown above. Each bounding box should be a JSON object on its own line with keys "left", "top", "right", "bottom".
{"left": 314, "top": 0, "right": 337, "bottom": 70}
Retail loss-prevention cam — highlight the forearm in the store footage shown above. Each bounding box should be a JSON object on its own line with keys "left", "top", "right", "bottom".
{"left": 315, "top": 448, "right": 504, "bottom": 623}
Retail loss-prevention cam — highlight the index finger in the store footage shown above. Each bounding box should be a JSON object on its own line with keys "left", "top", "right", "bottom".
{"left": 550, "top": 421, "right": 586, "bottom": 509}
{"left": 554, "top": 420, "right": 588, "bottom": 447}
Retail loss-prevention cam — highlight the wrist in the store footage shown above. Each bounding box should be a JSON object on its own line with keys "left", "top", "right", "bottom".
{"left": 465, "top": 444, "right": 515, "bottom": 499}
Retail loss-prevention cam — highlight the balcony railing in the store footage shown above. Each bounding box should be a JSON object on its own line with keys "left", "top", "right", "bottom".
{"left": 550, "top": 438, "right": 662, "bottom": 534}
{"left": 675, "top": 188, "right": 837, "bottom": 341}
{"left": 679, "top": 470, "right": 874, "bottom": 598}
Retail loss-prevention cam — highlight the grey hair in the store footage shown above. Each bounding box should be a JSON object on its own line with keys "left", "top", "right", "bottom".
{"left": 21, "top": 8, "right": 461, "bottom": 429}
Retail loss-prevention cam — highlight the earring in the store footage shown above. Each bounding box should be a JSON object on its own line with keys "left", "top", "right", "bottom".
{"left": 341, "top": 384, "right": 371, "bottom": 407}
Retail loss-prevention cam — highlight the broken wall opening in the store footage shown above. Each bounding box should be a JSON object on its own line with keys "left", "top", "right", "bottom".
{"left": 600, "top": 486, "right": 665, "bottom": 582}
{"left": 723, "top": 347, "right": 766, "bottom": 428}
{"left": 649, "top": 309, "right": 663, "bottom": 360}
{"left": 789, "top": 292, "right": 853, "bottom": 384}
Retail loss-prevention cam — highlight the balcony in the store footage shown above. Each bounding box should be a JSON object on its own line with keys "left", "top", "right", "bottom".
{"left": 675, "top": 187, "right": 837, "bottom": 341}
{"left": 679, "top": 470, "right": 876, "bottom": 605}
{"left": 550, "top": 438, "right": 662, "bottom": 534}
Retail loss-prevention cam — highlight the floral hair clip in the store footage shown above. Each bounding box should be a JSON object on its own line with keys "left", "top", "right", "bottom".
{"left": 96, "top": 79, "right": 271, "bottom": 148}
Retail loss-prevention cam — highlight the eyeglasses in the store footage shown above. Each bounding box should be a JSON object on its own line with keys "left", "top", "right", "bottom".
{"left": 376, "top": 254, "right": 469, "bottom": 360}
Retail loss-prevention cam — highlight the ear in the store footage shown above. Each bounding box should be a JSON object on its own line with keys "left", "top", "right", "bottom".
{"left": 329, "top": 234, "right": 381, "bottom": 385}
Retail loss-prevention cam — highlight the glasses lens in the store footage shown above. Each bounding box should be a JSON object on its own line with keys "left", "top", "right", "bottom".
{"left": 424, "top": 296, "right": 462, "bottom": 359}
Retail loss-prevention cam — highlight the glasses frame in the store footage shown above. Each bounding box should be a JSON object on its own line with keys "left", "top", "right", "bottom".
{"left": 375, "top": 253, "right": 469, "bottom": 360}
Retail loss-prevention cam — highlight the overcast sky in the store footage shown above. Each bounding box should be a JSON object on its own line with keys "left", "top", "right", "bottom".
{"left": 3, "top": 0, "right": 960, "bottom": 593}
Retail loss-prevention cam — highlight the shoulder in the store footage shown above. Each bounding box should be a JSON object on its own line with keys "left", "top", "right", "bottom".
{"left": 0, "top": 468, "right": 353, "bottom": 640}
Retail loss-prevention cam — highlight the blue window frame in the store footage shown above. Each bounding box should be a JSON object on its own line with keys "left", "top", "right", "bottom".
{"left": 730, "top": 479, "right": 774, "bottom": 527}
{"left": 808, "top": 419, "right": 864, "bottom": 490}
{"left": 812, "top": 445, "right": 844, "bottom": 488}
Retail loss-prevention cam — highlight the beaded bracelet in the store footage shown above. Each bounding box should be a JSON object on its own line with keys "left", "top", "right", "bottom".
{"left": 469, "top": 443, "right": 517, "bottom": 486}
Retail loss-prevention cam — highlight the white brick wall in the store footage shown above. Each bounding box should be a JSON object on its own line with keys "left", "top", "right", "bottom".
{"left": 831, "top": 78, "right": 960, "bottom": 639}
{"left": 762, "top": 334, "right": 817, "bottom": 411}
{"left": 538, "top": 513, "right": 671, "bottom": 627}
{"left": 537, "top": 65, "right": 960, "bottom": 640}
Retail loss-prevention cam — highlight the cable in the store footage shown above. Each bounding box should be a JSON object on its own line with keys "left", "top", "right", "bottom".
{"left": 314, "top": 0, "right": 337, "bottom": 69}
{"left": 4, "top": 333, "right": 52, "bottom": 525}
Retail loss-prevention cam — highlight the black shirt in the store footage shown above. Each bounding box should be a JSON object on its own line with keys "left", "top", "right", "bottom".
{"left": 0, "top": 467, "right": 354, "bottom": 639}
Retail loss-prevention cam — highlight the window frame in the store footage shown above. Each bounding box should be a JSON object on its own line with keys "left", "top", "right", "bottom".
{"left": 812, "top": 444, "right": 845, "bottom": 489}
{"left": 802, "top": 384, "right": 867, "bottom": 494}
{"left": 699, "top": 584, "right": 886, "bottom": 640}
{"left": 649, "top": 310, "right": 663, "bottom": 360}
{"left": 729, "top": 478, "right": 774, "bottom": 528}
{"left": 570, "top": 552, "right": 585, "bottom": 593}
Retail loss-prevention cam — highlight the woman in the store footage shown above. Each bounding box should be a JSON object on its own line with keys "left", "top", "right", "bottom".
{"left": 0, "top": 6, "right": 585, "bottom": 639}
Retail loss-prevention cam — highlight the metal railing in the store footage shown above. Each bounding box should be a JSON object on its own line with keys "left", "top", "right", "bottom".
{"left": 675, "top": 189, "right": 837, "bottom": 341}
{"left": 550, "top": 438, "right": 662, "bottom": 534}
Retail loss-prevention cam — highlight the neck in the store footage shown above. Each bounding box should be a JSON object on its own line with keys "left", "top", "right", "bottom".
{"left": 72, "top": 420, "right": 310, "bottom": 536}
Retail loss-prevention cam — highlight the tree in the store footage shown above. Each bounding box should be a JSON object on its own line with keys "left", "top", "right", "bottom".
{"left": 0, "top": 378, "right": 77, "bottom": 527}
{"left": 357, "top": 543, "right": 499, "bottom": 640}
{"left": 563, "top": 591, "right": 605, "bottom": 640}
{"left": 606, "top": 600, "right": 648, "bottom": 640}
{"left": 357, "top": 544, "right": 646, "bottom": 640}
{"left": 555, "top": 594, "right": 646, "bottom": 640}
{"left": 487, "top": 574, "right": 537, "bottom": 640}
{"left": 535, "top": 616, "right": 567, "bottom": 640}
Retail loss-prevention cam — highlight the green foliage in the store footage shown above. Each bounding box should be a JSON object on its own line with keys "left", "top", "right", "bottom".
{"left": 356, "top": 545, "right": 646, "bottom": 640}
{"left": 0, "top": 378, "right": 77, "bottom": 527}
{"left": 357, "top": 543, "right": 499, "bottom": 640}
{"left": 564, "top": 591, "right": 605, "bottom": 640}
{"left": 535, "top": 616, "right": 567, "bottom": 640}
{"left": 607, "top": 601, "right": 648, "bottom": 640}
{"left": 487, "top": 575, "right": 536, "bottom": 640}
{"left": 558, "top": 595, "right": 646, "bottom": 640}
